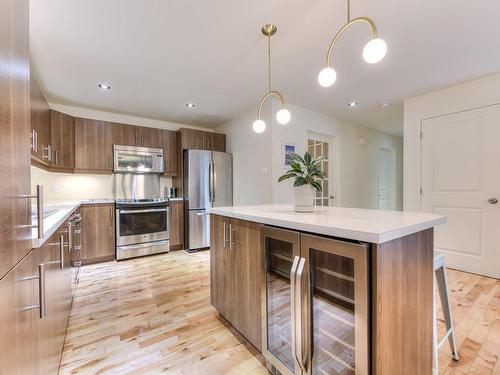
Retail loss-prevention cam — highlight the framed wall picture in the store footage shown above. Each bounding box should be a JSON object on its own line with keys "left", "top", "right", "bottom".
{"left": 282, "top": 142, "right": 296, "bottom": 169}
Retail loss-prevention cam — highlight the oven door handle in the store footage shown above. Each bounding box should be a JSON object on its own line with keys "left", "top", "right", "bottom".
{"left": 119, "top": 208, "right": 168, "bottom": 214}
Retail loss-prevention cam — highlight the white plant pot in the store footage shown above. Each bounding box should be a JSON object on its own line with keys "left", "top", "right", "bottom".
{"left": 294, "top": 185, "right": 315, "bottom": 213}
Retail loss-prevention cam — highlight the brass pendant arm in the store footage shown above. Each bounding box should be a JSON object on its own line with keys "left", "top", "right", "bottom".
{"left": 325, "top": 16, "right": 378, "bottom": 66}
{"left": 257, "top": 90, "right": 285, "bottom": 119}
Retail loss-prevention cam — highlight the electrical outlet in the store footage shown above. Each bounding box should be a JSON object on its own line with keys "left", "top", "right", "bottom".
{"left": 51, "top": 184, "right": 60, "bottom": 193}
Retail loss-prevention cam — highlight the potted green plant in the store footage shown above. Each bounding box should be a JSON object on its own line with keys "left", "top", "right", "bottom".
{"left": 278, "top": 152, "right": 326, "bottom": 212}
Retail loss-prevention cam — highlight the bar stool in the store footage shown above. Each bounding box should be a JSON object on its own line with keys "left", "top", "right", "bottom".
{"left": 433, "top": 253, "right": 459, "bottom": 374}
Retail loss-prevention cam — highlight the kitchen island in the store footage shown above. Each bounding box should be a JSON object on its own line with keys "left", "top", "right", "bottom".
{"left": 208, "top": 204, "right": 445, "bottom": 375}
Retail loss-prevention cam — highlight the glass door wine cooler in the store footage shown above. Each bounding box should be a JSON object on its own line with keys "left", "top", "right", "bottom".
{"left": 262, "top": 226, "right": 369, "bottom": 375}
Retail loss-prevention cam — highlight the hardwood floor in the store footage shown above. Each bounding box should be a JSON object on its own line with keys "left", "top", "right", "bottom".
{"left": 437, "top": 269, "right": 500, "bottom": 375}
{"left": 60, "top": 252, "right": 499, "bottom": 375}
{"left": 59, "top": 252, "right": 268, "bottom": 375}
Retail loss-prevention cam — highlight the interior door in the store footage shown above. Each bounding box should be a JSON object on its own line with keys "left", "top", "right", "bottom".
{"left": 212, "top": 151, "right": 232, "bottom": 208}
{"left": 308, "top": 132, "right": 336, "bottom": 207}
{"left": 421, "top": 105, "right": 500, "bottom": 278}
{"left": 377, "top": 147, "right": 394, "bottom": 210}
{"left": 300, "top": 234, "right": 369, "bottom": 375}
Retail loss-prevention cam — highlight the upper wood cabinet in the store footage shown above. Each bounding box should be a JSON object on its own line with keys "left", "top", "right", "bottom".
{"left": 162, "top": 129, "right": 178, "bottom": 176}
{"left": 112, "top": 122, "right": 139, "bottom": 146}
{"left": 51, "top": 110, "right": 75, "bottom": 170}
{"left": 0, "top": 0, "right": 32, "bottom": 280}
{"left": 30, "top": 74, "right": 52, "bottom": 165}
{"left": 80, "top": 204, "right": 115, "bottom": 264}
{"left": 142, "top": 126, "right": 162, "bottom": 148}
{"left": 112, "top": 122, "right": 162, "bottom": 148}
{"left": 179, "top": 128, "right": 225, "bottom": 152}
{"left": 74, "top": 118, "right": 113, "bottom": 173}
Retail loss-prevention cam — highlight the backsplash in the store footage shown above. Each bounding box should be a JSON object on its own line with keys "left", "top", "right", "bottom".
{"left": 31, "top": 166, "right": 173, "bottom": 201}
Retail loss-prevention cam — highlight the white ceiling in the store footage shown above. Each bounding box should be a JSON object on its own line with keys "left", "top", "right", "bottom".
{"left": 30, "top": 0, "right": 500, "bottom": 136}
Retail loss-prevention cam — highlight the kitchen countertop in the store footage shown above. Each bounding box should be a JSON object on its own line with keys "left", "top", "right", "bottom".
{"left": 209, "top": 204, "right": 446, "bottom": 244}
{"left": 31, "top": 198, "right": 179, "bottom": 248}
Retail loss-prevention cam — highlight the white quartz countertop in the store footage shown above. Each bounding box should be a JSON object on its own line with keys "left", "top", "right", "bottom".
{"left": 31, "top": 199, "right": 115, "bottom": 248}
{"left": 208, "top": 204, "right": 446, "bottom": 244}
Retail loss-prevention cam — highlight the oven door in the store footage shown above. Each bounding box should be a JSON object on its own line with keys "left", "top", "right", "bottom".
{"left": 116, "top": 207, "right": 169, "bottom": 246}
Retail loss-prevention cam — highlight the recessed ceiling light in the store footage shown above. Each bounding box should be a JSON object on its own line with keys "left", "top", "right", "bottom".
{"left": 185, "top": 103, "right": 196, "bottom": 109}
{"left": 379, "top": 101, "right": 391, "bottom": 108}
{"left": 347, "top": 101, "right": 359, "bottom": 107}
{"left": 98, "top": 83, "right": 111, "bottom": 90}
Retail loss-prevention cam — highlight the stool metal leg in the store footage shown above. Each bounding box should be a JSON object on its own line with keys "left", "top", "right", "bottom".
{"left": 433, "top": 281, "right": 439, "bottom": 375}
{"left": 435, "top": 265, "right": 460, "bottom": 361}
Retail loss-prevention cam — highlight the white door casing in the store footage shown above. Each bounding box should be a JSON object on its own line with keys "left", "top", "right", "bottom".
{"left": 421, "top": 105, "right": 500, "bottom": 278}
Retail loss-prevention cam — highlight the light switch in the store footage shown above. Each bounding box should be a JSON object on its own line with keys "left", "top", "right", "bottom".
{"left": 51, "top": 184, "right": 60, "bottom": 193}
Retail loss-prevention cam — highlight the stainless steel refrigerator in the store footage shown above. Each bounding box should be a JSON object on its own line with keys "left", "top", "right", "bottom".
{"left": 184, "top": 150, "right": 232, "bottom": 252}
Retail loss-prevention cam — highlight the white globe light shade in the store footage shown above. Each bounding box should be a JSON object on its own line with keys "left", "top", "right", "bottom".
{"left": 318, "top": 67, "right": 337, "bottom": 87}
{"left": 252, "top": 119, "right": 266, "bottom": 133}
{"left": 276, "top": 108, "right": 291, "bottom": 125}
{"left": 362, "top": 38, "right": 387, "bottom": 64}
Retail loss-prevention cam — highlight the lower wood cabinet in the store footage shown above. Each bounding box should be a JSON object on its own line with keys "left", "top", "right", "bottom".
{"left": 169, "top": 200, "right": 184, "bottom": 250}
{"left": 210, "top": 215, "right": 262, "bottom": 350}
{"left": 0, "top": 249, "right": 39, "bottom": 375}
{"left": 36, "top": 225, "right": 72, "bottom": 375}
{"left": 80, "top": 204, "right": 115, "bottom": 264}
{"left": 0, "top": 220, "right": 73, "bottom": 375}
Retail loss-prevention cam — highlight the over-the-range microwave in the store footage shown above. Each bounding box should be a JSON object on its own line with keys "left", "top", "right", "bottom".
{"left": 113, "top": 145, "right": 164, "bottom": 174}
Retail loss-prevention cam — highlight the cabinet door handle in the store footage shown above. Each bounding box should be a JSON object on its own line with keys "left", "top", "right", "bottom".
{"left": 22, "top": 185, "right": 44, "bottom": 238}
{"left": 59, "top": 235, "right": 65, "bottom": 270}
{"left": 228, "top": 223, "right": 236, "bottom": 251}
{"left": 35, "top": 131, "right": 38, "bottom": 152}
{"left": 141, "top": 134, "right": 144, "bottom": 145}
{"left": 39, "top": 263, "right": 46, "bottom": 319}
{"left": 110, "top": 207, "right": 113, "bottom": 226}
{"left": 54, "top": 149, "right": 58, "bottom": 165}
{"left": 30, "top": 129, "right": 36, "bottom": 151}
{"left": 223, "top": 221, "right": 227, "bottom": 248}
{"left": 67, "top": 222, "right": 72, "bottom": 252}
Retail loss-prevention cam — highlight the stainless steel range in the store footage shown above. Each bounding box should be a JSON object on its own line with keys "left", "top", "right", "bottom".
{"left": 113, "top": 144, "right": 169, "bottom": 260}
{"left": 115, "top": 198, "right": 169, "bottom": 260}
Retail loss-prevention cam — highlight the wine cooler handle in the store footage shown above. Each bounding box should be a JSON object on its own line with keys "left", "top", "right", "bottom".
{"left": 295, "top": 257, "right": 307, "bottom": 374}
{"left": 290, "top": 256, "right": 300, "bottom": 373}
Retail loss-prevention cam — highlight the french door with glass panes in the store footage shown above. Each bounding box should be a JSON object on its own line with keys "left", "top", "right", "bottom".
{"left": 308, "top": 133, "right": 335, "bottom": 207}
{"left": 262, "top": 227, "right": 369, "bottom": 375}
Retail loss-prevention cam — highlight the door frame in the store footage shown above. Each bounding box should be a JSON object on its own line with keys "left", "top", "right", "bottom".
{"left": 307, "top": 131, "right": 340, "bottom": 207}
{"left": 377, "top": 144, "right": 397, "bottom": 210}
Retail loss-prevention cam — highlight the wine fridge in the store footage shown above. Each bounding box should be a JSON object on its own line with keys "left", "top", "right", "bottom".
{"left": 261, "top": 226, "right": 369, "bottom": 375}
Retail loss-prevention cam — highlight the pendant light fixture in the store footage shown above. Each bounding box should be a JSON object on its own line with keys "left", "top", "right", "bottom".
{"left": 252, "top": 24, "right": 291, "bottom": 134}
{"left": 318, "top": 0, "right": 387, "bottom": 87}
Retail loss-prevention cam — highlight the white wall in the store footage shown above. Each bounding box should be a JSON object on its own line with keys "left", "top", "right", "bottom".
{"left": 31, "top": 166, "right": 172, "bottom": 201}
{"left": 404, "top": 72, "right": 500, "bottom": 211}
{"left": 216, "top": 109, "right": 274, "bottom": 205}
{"left": 217, "top": 101, "right": 403, "bottom": 210}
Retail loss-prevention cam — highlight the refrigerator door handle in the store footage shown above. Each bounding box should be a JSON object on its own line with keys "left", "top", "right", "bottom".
{"left": 211, "top": 161, "right": 216, "bottom": 203}
{"left": 208, "top": 162, "right": 213, "bottom": 204}
{"left": 295, "top": 257, "right": 307, "bottom": 374}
